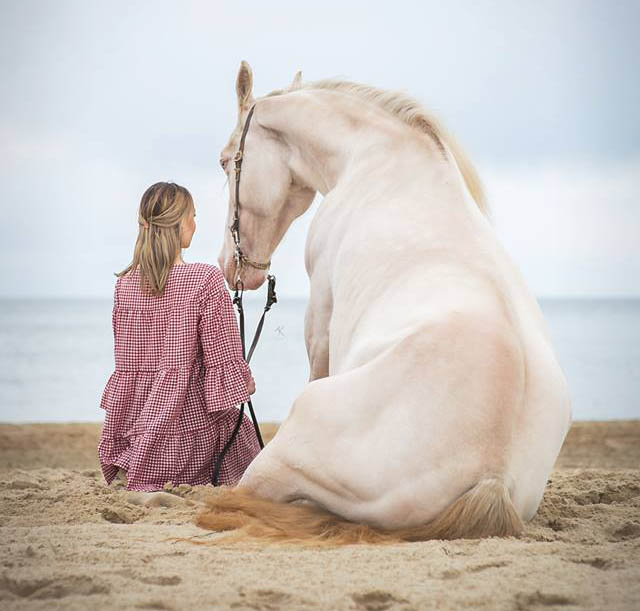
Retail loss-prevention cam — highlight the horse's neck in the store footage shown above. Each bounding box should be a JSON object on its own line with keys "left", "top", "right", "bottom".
{"left": 262, "top": 91, "right": 476, "bottom": 275}
{"left": 261, "top": 91, "right": 447, "bottom": 198}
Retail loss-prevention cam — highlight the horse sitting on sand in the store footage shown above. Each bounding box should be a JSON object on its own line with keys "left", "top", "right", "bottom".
{"left": 198, "top": 61, "right": 572, "bottom": 544}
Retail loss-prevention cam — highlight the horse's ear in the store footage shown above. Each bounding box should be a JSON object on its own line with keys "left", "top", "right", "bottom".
{"left": 236, "top": 60, "right": 255, "bottom": 108}
{"left": 290, "top": 70, "right": 303, "bottom": 90}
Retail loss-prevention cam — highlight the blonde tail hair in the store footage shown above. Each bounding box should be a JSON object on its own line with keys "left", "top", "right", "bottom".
{"left": 116, "top": 182, "right": 194, "bottom": 296}
{"left": 195, "top": 477, "right": 524, "bottom": 547}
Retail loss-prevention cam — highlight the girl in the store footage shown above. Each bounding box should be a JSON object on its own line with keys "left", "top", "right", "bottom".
{"left": 98, "top": 181, "right": 260, "bottom": 491}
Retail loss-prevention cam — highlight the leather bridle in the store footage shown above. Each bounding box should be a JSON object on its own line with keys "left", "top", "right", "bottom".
{"left": 212, "top": 102, "right": 278, "bottom": 486}
{"left": 229, "top": 103, "right": 272, "bottom": 290}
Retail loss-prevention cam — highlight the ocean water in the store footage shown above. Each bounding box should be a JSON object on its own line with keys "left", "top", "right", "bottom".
{"left": 0, "top": 297, "right": 638, "bottom": 423}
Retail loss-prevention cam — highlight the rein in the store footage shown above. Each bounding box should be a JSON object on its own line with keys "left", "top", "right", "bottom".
{"left": 212, "top": 103, "right": 278, "bottom": 486}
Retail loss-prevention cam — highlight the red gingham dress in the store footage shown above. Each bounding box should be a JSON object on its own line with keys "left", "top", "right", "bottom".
{"left": 98, "top": 262, "right": 261, "bottom": 491}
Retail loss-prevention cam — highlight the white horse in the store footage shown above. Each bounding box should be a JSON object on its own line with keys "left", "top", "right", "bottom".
{"left": 201, "top": 61, "right": 571, "bottom": 543}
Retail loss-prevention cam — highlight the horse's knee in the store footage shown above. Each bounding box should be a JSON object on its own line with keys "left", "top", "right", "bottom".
{"left": 238, "top": 450, "right": 299, "bottom": 502}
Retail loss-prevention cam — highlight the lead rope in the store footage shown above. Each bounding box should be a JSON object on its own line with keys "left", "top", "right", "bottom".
{"left": 211, "top": 274, "right": 277, "bottom": 486}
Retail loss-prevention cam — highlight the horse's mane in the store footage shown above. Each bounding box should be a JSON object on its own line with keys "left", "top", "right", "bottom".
{"left": 266, "top": 78, "right": 488, "bottom": 216}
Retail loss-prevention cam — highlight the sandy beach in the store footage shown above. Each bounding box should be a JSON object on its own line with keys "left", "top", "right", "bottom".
{"left": 0, "top": 420, "right": 638, "bottom": 610}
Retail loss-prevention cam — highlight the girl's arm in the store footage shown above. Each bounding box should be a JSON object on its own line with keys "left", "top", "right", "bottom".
{"left": 111, "top": 280, "right": 119, "bottom": 351}
{"left": 198, "top": 280, "right": 254, "bottom": 413}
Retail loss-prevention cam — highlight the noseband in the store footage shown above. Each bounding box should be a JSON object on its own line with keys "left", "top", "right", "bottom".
{"left": 229, "top": 103, "right": 272, "bottom": 289}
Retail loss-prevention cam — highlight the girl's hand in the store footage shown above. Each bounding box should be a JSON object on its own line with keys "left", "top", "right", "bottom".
{"left": 247, "top": 377, "right": 256, "bottom": 395}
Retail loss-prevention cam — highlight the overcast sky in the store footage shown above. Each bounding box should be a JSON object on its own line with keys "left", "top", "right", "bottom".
{"left": 1, "top": 0, "right": 638, "bottom": 298}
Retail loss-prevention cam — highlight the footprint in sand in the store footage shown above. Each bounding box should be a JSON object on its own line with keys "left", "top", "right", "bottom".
{"left": 135, "top": 602, "right": 174, "bottom": 610}
{"left": 351, "top": 590, "right": 410, "bottom": 611}
{"left": 547, "top": 518, "right": 575, "bottom": 532}
{"left": 468, "top": 561, "right": 510, "bottom": 572}
{"left": 514, "top": 591, "right": 576, "bottom": 610}
{"left": 0, "top": 575, "right": 109, "bottom": 600}
{"left": 139, "top": 575, "right": 182, "bottom": 586}
{"left": 126, "top": 491, "right": 187, "bottom": 508}
{"left": 569, "top": 557, "right": 619, "bottom": 570}
{"left": 233, "top": 588, "right": 311, "bottom": 610}
{"left": 609, "top": 522, "right": 640, "bottom": 541}
{"left": 101, "top": 505, "right": 144, "bottom": 524}
{"left": 0, "top": 479, "right": 44, "bottom": 490}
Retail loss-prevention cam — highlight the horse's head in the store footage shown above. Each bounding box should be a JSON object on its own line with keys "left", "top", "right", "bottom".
{"left": 217, "top": 61, "right": 316, "bottom": 290}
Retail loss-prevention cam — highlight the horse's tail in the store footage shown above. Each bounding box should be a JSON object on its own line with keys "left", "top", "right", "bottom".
{"left": 195, "top": 477, "right": 524, "bottom": 546}
{"left": 392, "top": 477, "right": 524, "bottom": 542}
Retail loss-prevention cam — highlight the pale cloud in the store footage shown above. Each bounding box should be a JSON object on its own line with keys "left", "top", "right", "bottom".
{"left": 483, "top": 159, "right": 640, "bottom": 296}
{"left": 1, "top": 1, "right": 638, "bottom": 298}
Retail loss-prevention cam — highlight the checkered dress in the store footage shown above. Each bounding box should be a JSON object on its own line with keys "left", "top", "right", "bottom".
{"left": 98, "top": 262, "right": 261, "bottom": 491}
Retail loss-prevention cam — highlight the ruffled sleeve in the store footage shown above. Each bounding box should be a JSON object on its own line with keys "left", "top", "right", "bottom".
{"left": 198, "top": 275, "right": 253, "bottom": 413}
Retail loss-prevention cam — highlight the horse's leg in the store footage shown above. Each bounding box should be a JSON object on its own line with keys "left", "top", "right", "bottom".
{"left": 237, "top": 339, "right": 426, "bottom": 514}
{"left": 236, "top": 372, "right": 352, "bottom": 503}
{"left": 304, "top": 274, "right": 332, "bottom": 381}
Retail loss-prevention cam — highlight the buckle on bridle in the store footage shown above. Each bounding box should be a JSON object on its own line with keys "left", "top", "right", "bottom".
{"left": 229, "top": 218, "right": 240, "bottom": 244}
{"left": 265, "top": 274, "right": 277, "bottom": 309}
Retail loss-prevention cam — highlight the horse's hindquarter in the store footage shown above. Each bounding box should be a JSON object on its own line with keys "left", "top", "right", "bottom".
{"left": 245, "top": 294, "right": 520, "bottom": 529}
{"left": 245, "top": 274, "right": 563, "bottom": 529}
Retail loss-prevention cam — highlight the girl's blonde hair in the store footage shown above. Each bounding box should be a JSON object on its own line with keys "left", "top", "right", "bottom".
{"left": 116, "top": 182, "right": 194, "bottom": 296}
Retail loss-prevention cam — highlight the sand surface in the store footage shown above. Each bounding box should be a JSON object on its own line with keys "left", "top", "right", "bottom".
{"left": 0, "top": 420, "right": 639, "bottom": 610}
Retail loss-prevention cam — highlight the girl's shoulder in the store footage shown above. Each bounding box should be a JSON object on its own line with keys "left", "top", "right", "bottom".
{"left": 184, "top": 263, "right": 227, "bottom": 305}
{"left": 182, "top": 262, "right": 225, "bottom": 287}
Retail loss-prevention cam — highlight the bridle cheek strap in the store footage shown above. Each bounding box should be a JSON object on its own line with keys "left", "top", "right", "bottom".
{"left": 230, "top": 103, "right": 271, "bottom": 286}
